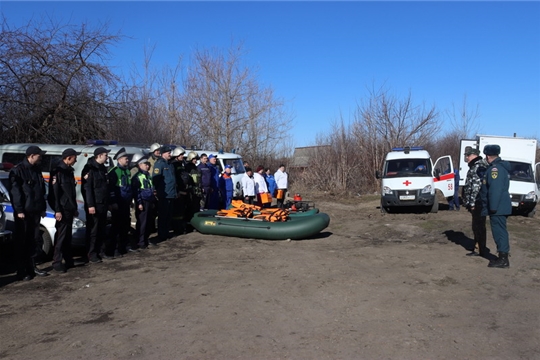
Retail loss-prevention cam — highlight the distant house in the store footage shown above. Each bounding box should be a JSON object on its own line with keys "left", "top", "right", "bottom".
{"left": 290, "top": 145, "right": 331, "bottom": 171}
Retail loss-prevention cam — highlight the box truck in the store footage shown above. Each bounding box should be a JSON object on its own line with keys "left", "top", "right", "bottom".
{"left": 459, "top": 135, "right": 540, "bottom": 217}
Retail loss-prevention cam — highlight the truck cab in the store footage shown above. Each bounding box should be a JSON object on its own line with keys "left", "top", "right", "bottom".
{"left": 377, "top": 147, "right": 455, "bottom": 213}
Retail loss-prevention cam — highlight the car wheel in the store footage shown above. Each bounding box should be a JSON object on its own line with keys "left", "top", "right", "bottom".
{"left": 527, "top": 208, "right": 536, "bottom": 218}
{"left": 40, "top": 227, "right": 54, "bottom": 259}
{"left": 430, "top": 197, "right": 439, "bottom": 213}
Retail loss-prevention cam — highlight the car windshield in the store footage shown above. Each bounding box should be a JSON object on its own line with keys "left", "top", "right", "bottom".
{"left": 384, "top": 159, "right": 431, "bottom": 178}
{"left": 508, "top": 161, "right": 534, "bottom": 182}
{"left": 223, "top": 159, "right": 245, "bottom": 174}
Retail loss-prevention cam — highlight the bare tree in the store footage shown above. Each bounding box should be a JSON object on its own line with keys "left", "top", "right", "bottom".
{"left": 446, "top": 94, "right": 482, "bottom": 139}
{"left": 182, "top": 43, "right": 293, "bottom": 156}
{"left": 0, "top": 16, "right": 123, "bottom": 143}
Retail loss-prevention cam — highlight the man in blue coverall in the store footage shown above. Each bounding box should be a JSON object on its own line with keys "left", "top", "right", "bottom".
{"left": 480, "top": 144, "right": 512, "bottom": 268}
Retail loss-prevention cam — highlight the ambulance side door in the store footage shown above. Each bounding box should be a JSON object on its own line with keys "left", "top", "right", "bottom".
{"left": 433, "top": 155, "right": 455, "bottom": 198}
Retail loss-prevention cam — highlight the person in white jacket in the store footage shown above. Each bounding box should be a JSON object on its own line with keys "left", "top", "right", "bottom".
{"left": 241, "top": 167, "right": 256, "bottom": 205}
{"left": 274, "top": 164, "right": 288, "bottom": 208}
{"left": 253, "top": 165, "right": 269, "bottom": 206}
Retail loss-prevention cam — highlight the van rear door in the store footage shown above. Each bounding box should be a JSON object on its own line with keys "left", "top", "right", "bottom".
{"left": 459, "top": 139, "right": 477, "bottom": 186}
{"left": 433, "top": 155, "right": 455, "bottom": 198}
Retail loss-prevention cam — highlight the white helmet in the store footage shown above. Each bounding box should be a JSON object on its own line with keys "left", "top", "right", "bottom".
{"left": 150, "top": 143, "right": 161, "bottom": 152}
{"left": 171, "top": 146, "right": 186, "bottom": 157}
{"left": 187, "top": 151, "right": 199, "bottom": 161}
{"left": 130, "top": 153, "right": 144, "bottom": 168}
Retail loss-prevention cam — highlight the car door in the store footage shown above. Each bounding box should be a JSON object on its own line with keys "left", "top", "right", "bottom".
{"left": 433, "top": 155, "right": 455, "bottom": 198}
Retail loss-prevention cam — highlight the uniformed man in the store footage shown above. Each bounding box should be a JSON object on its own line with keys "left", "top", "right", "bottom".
{"left": 197, "top": 153, "right": 212, "bottom": 210}
{"left": 171, "top": 147, "right": 189, "bottom": 234}
{"left": 148, "top": 143, "right": 161, "bottom": 173}
{"left": 82, "top": 146, "right": 111, "bottom": 263}
{"left": 147, "top": 142, "right": 161, "bottom": 233}
{"left": 462, "top": 146, "right": 489, "bottom": 257}
{"left": 106, "top": 147, "right": 134, "bottom": 257}
{"left": 185, "top": 151, "right": 202, "bottom": 231}
{"left": 480, "top": 144, "right": 512, "bottom": 268}
{"left": 49, "top": 148, "right": 81, "bottom": 272}
{"left": 131, "top": 155, "right": 156, "bottom": 249}
{"left": 153, "top": 145, "right": 176, "bottom": 243}
{"left": 8, "top": 145, "right": 50, "bottom": 280}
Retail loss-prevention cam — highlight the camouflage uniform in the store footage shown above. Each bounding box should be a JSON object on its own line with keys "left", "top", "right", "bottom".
{"left": 462, "top": 155, "right": 488, "bottom": 256}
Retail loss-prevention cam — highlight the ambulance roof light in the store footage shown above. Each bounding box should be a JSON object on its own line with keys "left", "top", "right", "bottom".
{"left": 392, "top": 146, "right": 423, "bottom": 154}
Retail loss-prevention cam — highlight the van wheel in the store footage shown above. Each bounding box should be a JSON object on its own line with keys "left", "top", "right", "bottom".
{"left": 527, "top": 209, "right": 536, "bottom": 218}
{"left": 40, "top": 227, "right": 54, "bottom": 260}
{"left": 430, "top": 197, "right": 439, "bottom": 213}
{"left": 380, "top": 200, "right": 387, "bottom": 213}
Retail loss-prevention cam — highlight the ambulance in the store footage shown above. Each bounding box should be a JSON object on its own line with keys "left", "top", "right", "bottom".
{"left": 459, "top": 135, "right": 540, "bottom": 217}
{"left": 376, "top": 146, "right": 455, "bottom": 213}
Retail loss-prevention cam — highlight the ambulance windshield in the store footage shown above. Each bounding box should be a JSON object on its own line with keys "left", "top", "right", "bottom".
{"left": 384, "top": 159, "right": 431, "bottom": 178}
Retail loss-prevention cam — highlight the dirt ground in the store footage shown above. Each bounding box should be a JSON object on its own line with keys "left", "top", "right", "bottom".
{"left": 1, "top": 194, "right": 540, "bottom": 360}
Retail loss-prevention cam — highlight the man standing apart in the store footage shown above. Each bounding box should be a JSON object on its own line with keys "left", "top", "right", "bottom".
{"left": 274, "top": 164, "right": 288, "bottom": 209}
{"left": 106, "top": 148, "right": 133, "bottom": 257}
{"left": 82, "top": 147, "right": 111, "bottom": 263}
{"left": 49, "top": 148, "right": 81, "bottom": 272}
{"left": 8, "top": 146, "right": 49, "bottom": 280}
{"left": 480, "top": 144, "right": 512, "bottom": 268}
{"left": 153, "top": 146, "right": 176, "bottom": 243}
{"left": 462, "top": 147, "right": 488, "bottom": 257}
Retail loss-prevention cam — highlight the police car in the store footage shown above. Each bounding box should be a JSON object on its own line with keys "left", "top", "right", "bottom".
{"left": 0, "top": 164, "right": 86, "bottom": 258}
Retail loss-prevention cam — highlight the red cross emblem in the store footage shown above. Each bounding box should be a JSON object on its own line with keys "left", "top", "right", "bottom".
{"left": 403, "top": 180, "right": 411, "bottom": 186}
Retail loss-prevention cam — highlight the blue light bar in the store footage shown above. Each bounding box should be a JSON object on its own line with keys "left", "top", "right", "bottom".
{"left": 86, "top": 140, "right": 119, "bottom": 146}
{"left": 392, "top": 146, "right": 423, "bottom": 152}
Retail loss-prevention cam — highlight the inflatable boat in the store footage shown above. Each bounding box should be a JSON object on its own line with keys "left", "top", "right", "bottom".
{"left": 190, "top": 209, "right": 330, "bottom": 240}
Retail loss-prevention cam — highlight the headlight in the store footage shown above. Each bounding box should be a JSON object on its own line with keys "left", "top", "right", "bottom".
{"left": 382, "top": 186, "right": 393, "bottom": 195}
{"left": 525, "top": 191, "right": 536, "bottom": 200}
{"left": 421, "top": 185, "right": 432, "bottom": 194}
{"left": 72, "top": 218, "right": 85, "bottom": 229}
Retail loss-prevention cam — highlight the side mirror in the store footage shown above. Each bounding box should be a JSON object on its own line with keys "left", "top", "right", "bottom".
{"left": 375, "top": 170, "right": 381, "bottom": 179}
{"left": 434, "top": 168, "right": 441, "bottom": 179}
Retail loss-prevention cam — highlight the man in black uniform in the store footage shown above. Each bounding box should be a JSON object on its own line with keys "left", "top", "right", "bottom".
{"left": 49, "top": 148, "right": 81, "bottom": 272}
{"left": 82, "top": 147, "right": 111, "bottom": 263}
{"left": 8, "top": 145, "right": 50, "bottom": 281}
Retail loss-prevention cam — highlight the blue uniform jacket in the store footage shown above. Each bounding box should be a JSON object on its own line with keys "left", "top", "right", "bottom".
{"left": 153, "top": 158, "right": 177, "bottom": 199}
{"left": 198, "top": 162, "right": 213, "bottom": 189}
{"left": 480, "top": 157, "right": 512, "bottom": 216}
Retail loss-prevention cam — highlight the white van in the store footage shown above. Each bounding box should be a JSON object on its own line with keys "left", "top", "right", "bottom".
{"left": 0, "top": 141, "right": 146, "bottom": 203}
{"left": 459, "top": 135, "right": 540, "bottom": 217}
{"left": 376, "top": 146, "right": 455, "bottom": 213}
{"left": 182, "top": 148, "right": 246, "bottom": 198}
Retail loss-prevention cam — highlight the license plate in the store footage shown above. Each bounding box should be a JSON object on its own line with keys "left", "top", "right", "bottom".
{"left": 511, "top": 201, "right": 519, "bottom": 207}
{"left": 400, "top": 195, "right": 415, "bottom": 200}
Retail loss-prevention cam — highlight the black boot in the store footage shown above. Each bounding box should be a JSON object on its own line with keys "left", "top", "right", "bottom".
{"left": 32, "top": 259, "right": 50, "bottom": 277}
{"left": 488, "top": 252, "right": 509, "bottom": 268}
